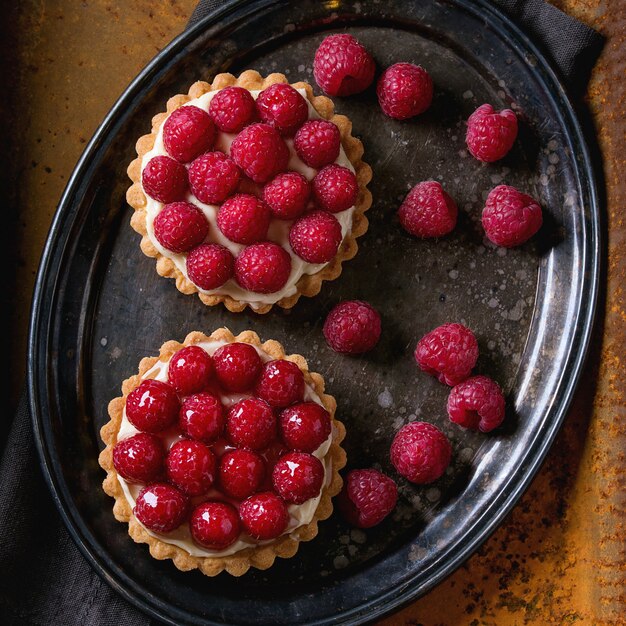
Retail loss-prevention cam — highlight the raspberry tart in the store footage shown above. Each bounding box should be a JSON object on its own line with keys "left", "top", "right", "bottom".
{"left": 126, "top": 71, "right": 372, "bottom": 313}
{"left": 99, "top": 328, "right": 346, "bottom": 576}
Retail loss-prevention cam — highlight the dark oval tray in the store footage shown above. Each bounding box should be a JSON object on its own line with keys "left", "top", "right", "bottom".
{"left": 28, "top": 0, "right": 599, "bottom": 624}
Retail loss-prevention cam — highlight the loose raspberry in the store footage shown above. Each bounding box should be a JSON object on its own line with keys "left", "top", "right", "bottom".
{"left": 208, "top": 86, "right": 256, "bottom": 133}
{"left": 323, "top": 300, "right": 381, "bottom": 354}
{"left": 390, "top": 422, "right": 452, "bottom": 484}
{"left": 377, "top": 63, "right": 433, "bottom": 120}
{"left": 255, "top": 359, "right": 304, "bottom": 408}
{"left": 167, "top": 345, "right": 214, "bottom": 396}
{"left": 153, "top": 201, "right": 209, "bottom": 253}
{"left": 398, "top": 181, "right": 458, "bottom": 238}
{"left": 279, "top": 402, "right": 332, "bottom": 453}
{"left": 217, "top": 194, "right": 271, "bottom": 245}
{"left": 313, "top": 34, "right": 375, "bottom": 97}
{"left": 337, "top": 469, "right": 398, "bottom": 528}
{"left": 447, "top": 375, "right": 505, "bottom": 432}
{"left": 188, "top": 152, "right": 241, "bottom": 204}
{"left": 234, "top": 242, "right": 292, "bottom": 294}
{"left": 126, "top": 379, "right": 179, "bottom": 433}
{"left": 466, "top": 104, "right": 518, "bottom": 162}
{"left": 239, "top": 492, "right": 289, "bottom": 540}
{"left": 165, "top": 440, "right": 216, "bottom": 496}
{"left": 256, "top": 83, "right": 308, "bottom": 135}
{"left": 186, "top": 243, "right": 235, "bottom": 290}
{"left": 134, "top": 483, "right": 188, "bottom": 533}
{"left": 190, "top": 501, "right": 241, "bottom": 549}
{"left": 294, "top": 120, "right": 341, "bottom": 169}
{"left": 213, "top": 342, "right": 262, "bottom": 392}
{"left": 179, "top": 392, "right": 224, "bottom": 443}
{"left": 482, "top": 185, "right": 543, "bottom": 247}
{"left": 263, "top": 172, "right": 311, "bottom": 220}
{"left": 312, "top": 164, "right": 358, "bottom": 213}
{"left": 289, "top": 210, "right": 342, "bottom": 263}
{"left": 113, "top": 433, "right": 165, "bottom": 483}
{"left": 142, "top": 155, "right": 188, "bottom": 203}
{"left": 230, "top": 123, "right": 289, "bottom": 183}
{"left": 162, "top": 105, "right": 216, "bottom": 163}
{"left": 218, "top": 449, "right": 265, "bottom": 500}
{"left": 227, "top": 397, "right": 276, "bottom": 450}
{"left": 415, "top": 323, "right": 478, "bottom": 386}
{"left": 272, "top": 452, "right": 324, "bottom": 504}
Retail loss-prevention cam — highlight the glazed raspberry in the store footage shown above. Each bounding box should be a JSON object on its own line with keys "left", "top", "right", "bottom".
{"left": 262, "top": 172, "right": 311, "bottom": 220}
{"left": 179, "top": 392, "right": 224, "bottom": 443}
{"left": 188, "top": 152, "right": 241, "bottom": 204}
{"left": 256, "top": 83, "right": 308, "bottom": 135}
{"left": 142, "top": 155, "right": 188, "bottom": 203}
{"left": 134, "top": 483, "right": 189, "bottom": 533}
{"left": 272, "top": 452, "right": 324, "bottom": 504}
{"left": 255, "top": 359, "right": 304, "bottom": 408}
{"left": 312, "top": 164, "right": 358, "bottom": 213}
{"left": 234, "top": 242, "right": 292, "bottom": 294}
{"left": 162, "top": 105, "right": 216, "bottom": 163}
{"left": 482, "top": 185, "right": 543, "bottom": 247}
{"left": 313, "top": 34, "right": 375, "bottom": 97}
{"left": 213, "top": 342, "right": 262, "bottom": 392}
{"left": 466, "top": 104, "right": 518, "bottom": 162}
{"left": 153, "top": 201, "right": 209, "bottom": 253}
{"left": 377, "top": 63, "right": 433, "bottom": 120}
{"left": 279, "top": 402, "right": 332, "bottom": 453}
{"left": 190, "top": 501, "right": 241, "bottom": 549}
{"left": 218, "top": 449, "right": 265, "bottom": 500}
{"left": 166, "top": 440, "right": 216, "bottom": 496}
{"left": 323, "top": 300, "right": 381, "bottom": 354}
{"left": 168, "top": 346, "right": 214, "bottom": 396}
{"left": 126, "top": 379, "right": 180, "bottom": 433}
{"left": 390, "top": 422, "right": 452, "bottom": 484}
{"left": 289, "top": 210, "right": 342, "bottom": 263}
{"left": 186, "top": 243, "right": 235, "bottom": 290}
{"left": 227, "top": 397, "right": 276, "bottom": 450}
{"left": 230, "top": 123, "right": 289, "bottom": 183}
{"left": 415, "top": 323, "right": 479, "bottom": 386}
{"left": 239, "top": 492, "right": 289, "bottom": 540}
{"left": 208, "top": 86, "right": 256, "bottom": 133}
{"left": 113, "top": 433, "right": 165, "bottom": 483}
{"left": 217, "top": 194, "right": 271, "bottom": 244}
{"left": 337, "top": 469, "right": 398, "bottom": 528}
{"left": 398, "top": 181, "right": 458, "bottom": 238}
{"left": 447, "top": 375, "right": 505, "bottom": 432}
{"left": 294, "top": 120, "right": 341, "bottom": 169}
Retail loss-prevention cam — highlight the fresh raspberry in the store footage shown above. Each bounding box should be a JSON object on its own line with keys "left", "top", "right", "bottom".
{"left": 212, "top": 342, "right": 262, "bottom": 392}
{"left": 323, "top": 300, "right": 381, "bottom": 354}
{"left": 217, "top": 194, "right": 271, "bottom": 245}
{"left": 227, "top": 397, "right": 276, "bottom": 450}
{"left": 447, "top": 375, "right": 505, "bottom": 432}
{"left": 188, "top": 152, "right": 241, "bottom": 204}
{"left": 398, "top": 181, "right": 458, "bottom": 238}
{"left": 255, "top": 359, "right": 304, "bottom": 408}
{"left": 153, "top": 202, "right": 209, "bottom": 253}
{"left": 239, "top": 492, "right": 289, "bottom": 540}
{"left": 186, "top": 243, "right": 235, "bottom": 290}
{"left": 262, "top": 172, "right": 311, "bottom": 220}
{"left": 208, "top": 86, "right": 256, "bottom": 133}
{"left": 179, "top": 392, "right": 224, "bottom": 443}
{"left": 482, "top": 185, "right": 543, "bottom": 247}
{"left": 377, "top": 62, "right": 433, "bottom": 120}
{"left": 415, "top": 323, "right": 479, "bottom": 386}
{"left": 162, "top": 105, "right": 216, "bottom": 163}
{"left": 218, "top": 449, "right": 265, "bottom": 500}
{"left": 255, "top": 83, "right": 308, "bottom": 135}
{"left": 190, "top": 501, "right": 241, "bottom": 549}
{"left": 234, "top": 242, "right": 292, "bottom": 294}
{"left": 289, "top": 210, "right": 342, "bottom": 263}
{"left": 466, "top": 104, "right": 518, "bottom": 162}
{"left": 142, "top": 155, "right": 188, "bottom": 203}
{"left": 294, "top": 120, "right": 341, "bottom": 169}
{"left": 112, "top": 433, "right": 165, "bottom": 483}
{"left": 272, "top": 452, "right": 324, "bottom": 504}
{"left": 165, "top": 440, "right": 216, "bottom": 496}
{"left": 313, "top": 34, "right": 375, "bottom": 97}
{"left": 126, "top": 379, "right": 179, "bottom": 433}
{"left": 337, "top": 469, "right": 398, "bottom": 528}
{"left": 230, "top": 123, "right": 289, "bottom": 183}
{"left": 312, "top": 164, "right": 358, "bottom": 213}
{"left": 279, "top": 402, "right": 332, "bottom": 453}
{"left": 134, "top": 483, "right": 189, "bottom": 533}
{"left": 167, "top": 345, "right": 214, "bottom": 396}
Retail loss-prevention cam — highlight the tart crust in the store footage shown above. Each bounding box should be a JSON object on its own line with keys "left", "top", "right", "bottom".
{"left": 99, "top": 328, "right": 347, "bottom": 576}
{"left": 126, "top": 71, "right": 373, "bottom": 313}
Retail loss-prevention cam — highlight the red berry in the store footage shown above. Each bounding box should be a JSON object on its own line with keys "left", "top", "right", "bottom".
{"left": 337, "top": 469, "right": 398, "bottom": 528}
{"left": 167, "top": 345, "right": 214, "bottom": 396}
{"left": 134, "top": 483, "right": 189, "bottom": 533}
{"left": 390, "top": 422, "right": 452, "bottom": 484}
{"left": 482, "top": 185, "right": 543, "bottom": 247}
{"left": 323, "top": 300, "right": 381, "bottom": 354}
{"left": 142, "top": 155, "right": 188, "bottom": 203}
{"left": 209, "top": 86, "right": 256, "bottom": 133}
{"left": 153, "top": 201, "right": 209, "bottom": 253}
{"left": 186, "top": 243, "right": 235, "bottom": 290}
{"left": 294, "top": 120, "right": 341, "bottom": 169}
{"left": 113, "top": 433, "right": 165, "bottom": 483}
{"left": 312, "top": 164, "right": 358, "bottom": 213}
{"left": 263, "top": 172, "right": 311, "bottom": 220}
{"left": 289, "top": 210, "right": 342, "bottom": 264}
{"left": 255, "top": 359, "right": 304, "bottom": 408}
{"left": 217, "top": 194, "right": 271, "bottom": 245}
{"left": 313, "top": 34, "right": 375, "bottom": 97}
{"left": 126, "top": 379, "right": 179, "bottom": 433}
{"left": 256, "top": 83, "right": 308, "bottom": 135}
{"left": 279, "top": 402, "right": 332, "bottom": 452}
{"left": 165, "top": 439, "right": 216, "bottom": 496}
{"left": 190, "top": 501, "right": 241, "bottom": 549}
{"left": 447, "top": 375, "right": 505, "bottom": 432}
{"left": 226, "top": 397, "right": 276, "bottom": 450}
{"left": 230, "top": 123, "right": 289, "bottom": 184}
{"left": 239, "top": 492, "right": 289, "bottom": 540}
{"left": 415, "top": 323, "right": 478, "bottom": 386}
{"left": 188, "top": 152, "right": 241, "bottom": 204}
{"left": 377, "top": 63, "right": 433, "bottom": 120}
{"left": 219, "top": 449, "right": 265, "bottom": 500}
{"left": 466, "top": 104, "right": 518, "bottom": 162}
{"left": 213, "top": 342, "right": 262, "bottom": 392}
{"left": 162, "top": 105, "right": 216, "bottom": 163}
{"left": 272, "top": 451, "right": 324, "bottom": 504}
{"left": 398, "top": 181, "right": 457, "bottom": 238}
{"left": 179, "top": 392, "right": 224, "bottom": 443}
{"left": 234, "top": 242, "right": 292, "bottom": 294}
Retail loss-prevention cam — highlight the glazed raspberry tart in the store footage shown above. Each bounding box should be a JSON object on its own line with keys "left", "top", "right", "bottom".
{"left": 127, "top": 71, "right": 372, "bottom": 313}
